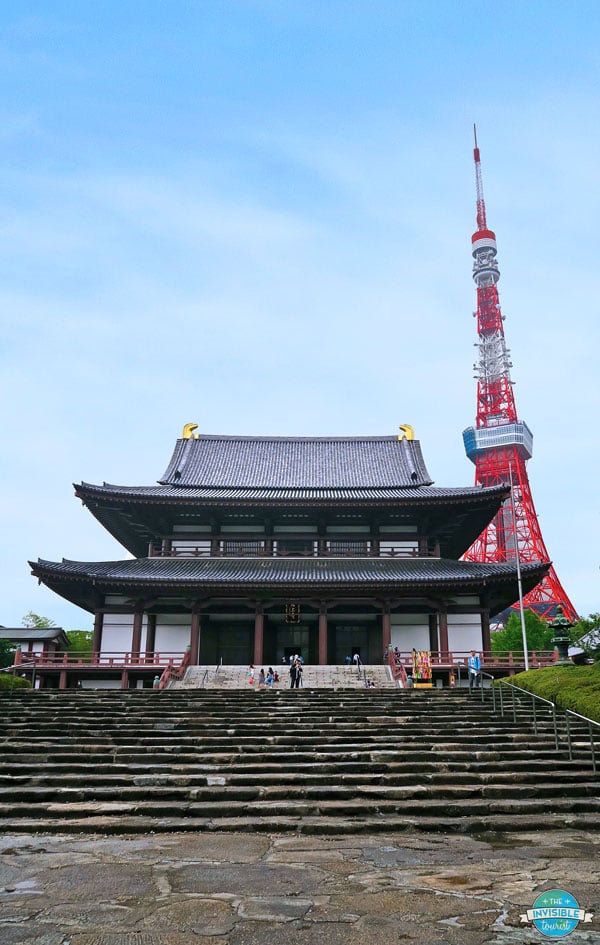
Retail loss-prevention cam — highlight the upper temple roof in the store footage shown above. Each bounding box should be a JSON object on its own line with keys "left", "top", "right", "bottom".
{"left": 74, "top": 431, "right": 510, "bottom": 559}
{"left": 158, "top": 435, "right": 433, "bottom": 489}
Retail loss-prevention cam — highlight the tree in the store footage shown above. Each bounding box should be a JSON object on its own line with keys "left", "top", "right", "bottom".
{"left": 490, "top": 610, "right": 554, "bottom": 653}
{"left": 65, "top": 630, "right": 93, "bottom": 653}
{"left": 0, "top": 638, "right": 15, "bottom": 668}
{"left": 571, "top": 613, "right": 600, "bottom": 660}
{"left": 22, "top": 612, "right": 56, "bottom": 629}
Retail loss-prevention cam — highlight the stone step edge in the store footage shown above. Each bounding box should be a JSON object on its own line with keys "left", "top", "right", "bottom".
{"left": 0, "top": 811, "right": 599, "bottom": 835}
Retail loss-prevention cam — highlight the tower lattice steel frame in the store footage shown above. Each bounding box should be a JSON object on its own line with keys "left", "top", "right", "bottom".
{"left": 462, "top": 129, "right": 578, "bottom": 622}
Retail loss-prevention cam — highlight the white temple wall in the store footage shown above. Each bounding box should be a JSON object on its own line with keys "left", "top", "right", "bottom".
{"left": 155, "top": 615, "right": 191, "bottom": 653}
{"left": 447, "top": 613, "right": 482, "bottom": 651}
{"left": 80, "top": 679, "right": 123, "bottom": 690}
{"left": 390, "top": 614, "right": 429, "bottom": 652}
{"left": 101, "top": 614, "right": 142, "bottom": 653}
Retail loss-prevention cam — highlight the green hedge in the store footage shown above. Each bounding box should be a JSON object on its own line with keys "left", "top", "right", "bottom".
{"left": 504, "top": 664, "right": 600, "bottom": 723}
{"left": 0, "top": 673, "right": 32, "bottom": 690}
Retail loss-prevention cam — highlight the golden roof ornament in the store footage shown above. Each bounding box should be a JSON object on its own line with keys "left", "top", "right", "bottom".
{"left": 182, "top": 423, "right": 199, "bottom": 440}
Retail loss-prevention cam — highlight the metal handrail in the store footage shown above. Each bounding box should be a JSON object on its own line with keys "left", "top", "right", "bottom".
{"left": 496, "top": 680, "right": 559, "bottom": 750}
{"left": 478, "top": 671, "right": 496, "bottom": 712}
{"left": 565, "top": 710, "right": 600, "bottom": 773}
{"left": 214, "top": 658, "right": 223, "bottom": 678}
{"left": 200, "top": 669, "right": 210, "bottom": 689}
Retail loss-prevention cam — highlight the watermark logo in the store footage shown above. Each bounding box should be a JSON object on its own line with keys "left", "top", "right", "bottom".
{"left": 520, "top": 888, "right": 594, "bottom": 938}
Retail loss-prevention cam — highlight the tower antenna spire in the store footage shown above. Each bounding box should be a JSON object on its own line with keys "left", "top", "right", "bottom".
{"left": 473, "top": 122, "right": 487, "bottom": 231}
{"left": 462, "top": 130, "right": 578, "bottom": 623}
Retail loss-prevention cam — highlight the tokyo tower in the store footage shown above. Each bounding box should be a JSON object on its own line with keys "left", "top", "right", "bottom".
{"left": 462, "top": 127, "right": 578, "bottom": 622}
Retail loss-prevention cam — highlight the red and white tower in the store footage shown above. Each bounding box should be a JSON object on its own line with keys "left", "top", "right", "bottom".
{"left": 462, "top": 128, "right": 578, "bottom": 622}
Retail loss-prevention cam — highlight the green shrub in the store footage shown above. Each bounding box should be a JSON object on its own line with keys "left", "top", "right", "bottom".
{"left": 504, "top": 665, "right": 600, "bottom": 723}
{"left": 0, "top": 673, "right": 32, "bottom": 690}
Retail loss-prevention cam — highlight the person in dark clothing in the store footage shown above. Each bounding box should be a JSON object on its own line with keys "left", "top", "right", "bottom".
{"left": 290, "top": 659, "right": 302, "bottom": 688}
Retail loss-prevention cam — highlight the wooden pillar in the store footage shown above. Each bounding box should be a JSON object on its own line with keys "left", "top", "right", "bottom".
{"left": 318, "top": 605, "right": 328, "bottom": 665}
{"left": 59, "top": 669, "right": 67, "bottom": 690}
{"left": 92, "top": 611, "right": 104, "bottom": 658}
{"left": 382, "top": 604, "right": 391, "bottom": 655}
{"left": 428, "top": 613, "right": 439, "bottom": 652}
{"left": 145, "top": 613, "right": 156, "bottom": 662}
{"left": 131, "top": 609, "right": 143, "bottom": 661}
{"left": 253, "top": 604, "right": 264, "bottom": 666}
{"left": 190, "top": 611, "right": 201, "bottom": 666}
{"left": 438, "top": 607, "right": 449, "bottom": 659}
{"left": 481, "top": 607, "right": 491, "bottom": 653}
{"left": 121, "top": 668, "right": 129, "bottom": 689}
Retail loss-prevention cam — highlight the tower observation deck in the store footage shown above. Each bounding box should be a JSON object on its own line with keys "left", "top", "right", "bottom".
{"left": 462, "top": 129, "right": 578, "bottom": 622}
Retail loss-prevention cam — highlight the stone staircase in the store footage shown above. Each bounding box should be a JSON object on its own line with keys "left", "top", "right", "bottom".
{"left": 174, "top": 663, "right": 396, "bottom": 689}
{"left": 0, "top": 687, "right": 598, "bottom": 835}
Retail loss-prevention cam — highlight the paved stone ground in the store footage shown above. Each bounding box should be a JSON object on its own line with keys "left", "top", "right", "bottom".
{"left": 1, "top": 829, "right": 599, "bottom": 944}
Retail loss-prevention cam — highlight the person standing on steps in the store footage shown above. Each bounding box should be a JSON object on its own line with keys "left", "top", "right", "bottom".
{"left": 468, "top": 650, "right": 481, "bottom": 691}
{"left": 290, "top": 658, "right": 302, "bottom": 689}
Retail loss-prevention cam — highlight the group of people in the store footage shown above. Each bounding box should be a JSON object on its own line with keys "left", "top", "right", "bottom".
{"left": 246, "top": 649, "right": 483, "bottom": 690}
{"left": 247, "top": 665, "right": 279, "bottom": 689}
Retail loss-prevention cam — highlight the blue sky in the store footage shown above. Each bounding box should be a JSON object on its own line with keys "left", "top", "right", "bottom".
{"left": 1, "top": 1, "right": 598, "bottom": 628}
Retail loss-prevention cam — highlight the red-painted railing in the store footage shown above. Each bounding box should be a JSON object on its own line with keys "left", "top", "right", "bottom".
{"left": 13, "top": 649, "right": 187, "bottom": 669}
{"left": 387, "top": 649, "right": 410, "bottom": 686}
{"left": 157, "top": 649, "right": 192, "bottom": 690}
{"left": 387, "top": 648, "right": 556, "bottom": 676}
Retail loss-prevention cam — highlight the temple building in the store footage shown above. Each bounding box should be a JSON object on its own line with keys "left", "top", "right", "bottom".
{"left": 30, "top": 424, "right": 549, "bottom": 681}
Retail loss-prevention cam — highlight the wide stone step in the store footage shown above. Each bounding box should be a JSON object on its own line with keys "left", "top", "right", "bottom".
{"left": 0, "top": 748, "right": 570, "bottom": 769}
{"left": 2, "top": 795, "right": 600, "bottom": 822}
{"left": 2, "top": 810, "right": 600, "bottom": 836}
{"left": 1, "top": 765, "right": 592, "bottom": 788}
{"left": 0, "top": 718, "right": 555, "bottom": 732}
{"left": 1, "top": 758, "right": 590, "bottom": 781}
{"left": 0, "top": 742, "right": 572, "bottom": 766}
{"left": 0, "top": 778, "right": 597, "bottom": 804}
{"left": 0, "top": 733, "right": 562, "bottom": 751}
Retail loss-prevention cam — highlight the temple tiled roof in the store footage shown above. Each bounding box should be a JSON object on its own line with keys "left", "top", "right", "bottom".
{"left": 32, "top": 555, "right": 548, "bottom": 589}
{"left": 158, "top": 435, "right": 433, "bottom": 489}
{"left": 0, "top": 627, "right": 70, "bottom": 647}
{"left": 31, "top": 555, "right": 550, "bottom": 615}
{"left": 77, "top": 482, "right": 505, "bottom": 504}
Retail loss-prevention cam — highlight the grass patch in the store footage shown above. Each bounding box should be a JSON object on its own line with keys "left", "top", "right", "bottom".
{"left": 503, "top": 664, "right": 600, "bottom": 722}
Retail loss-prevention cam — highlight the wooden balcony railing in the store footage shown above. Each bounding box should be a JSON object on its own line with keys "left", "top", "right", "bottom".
{"left": 387, "top": 648, "right": 557, "bottom": 680}
{"left": 148, "top": 542, "right": 429, "bottom": 559}
{"left": 13, "top": 649, "right": 187, "bottom": 669}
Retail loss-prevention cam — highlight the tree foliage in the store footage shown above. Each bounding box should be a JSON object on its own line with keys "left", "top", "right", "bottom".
{"left": 65, "top": 630, "right": 93, "bottom": 653}
{"left": 18, "top": 614, "right": 93, "bottom": 654}
{"left": 0, "top": 639, "right": 15, "bottom": 667}
{"left": 22, "top": 612, "right": 56, "bottom": 629}
{"left": 572, "top": 612, "right": 600, "bottom": 660}
{"left": 490, "top": 610, "right": 554, "bottom": 653}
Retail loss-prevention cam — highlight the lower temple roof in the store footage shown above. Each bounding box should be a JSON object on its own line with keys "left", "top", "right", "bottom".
{"left": 31, "top": 556, "right": 549, "bottom": 613}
